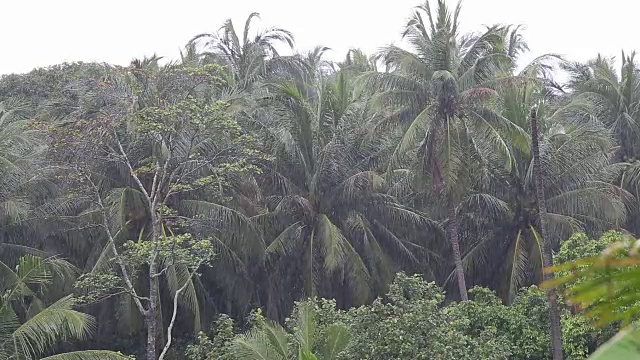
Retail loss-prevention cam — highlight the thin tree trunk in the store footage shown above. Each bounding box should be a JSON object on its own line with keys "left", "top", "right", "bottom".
{"left": 146, "top": 300, "right": 157, "bottom": 360}
{"left": 146, "top": 216, "right": 161, "bottom": 360}
{"left": 447, "top": 200, "right": 468, "bottom": 301}
{"left": 430, "top": 113, "right": 467, "bottom": 301}
{"left": 530, "top": 108, "right": 563, "bottom": 360}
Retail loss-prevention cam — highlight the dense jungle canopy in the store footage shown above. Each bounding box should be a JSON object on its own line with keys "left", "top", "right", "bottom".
{"left": 2, "top": 1, "right": 640, "bottom": 359}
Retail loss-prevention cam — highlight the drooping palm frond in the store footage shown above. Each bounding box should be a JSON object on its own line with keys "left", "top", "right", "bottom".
{"left": 0, "top": 255, "right": 77, "bottom": 306}
{"left": 464, "top": 76, "right": 628, "bottom": 302}
{"left": 0, "top": 255, "right": 129, "bottom": 359}
{"left": 232, "top": 320, "right": 289, "bottom": 360}
{"left": 178, "top": 199, "right": 265, "bottom": 260}
{"left": 164, "top": 261, "right": 201, "bottom": 332}
{"left": 1, "top": 295, "right": 93, "bottom": 360}
{"left": 39, "top": 350, "right": 132, "bottom": 360}
{"left": 232, "top": 301, "right": 349, "bottom": 360}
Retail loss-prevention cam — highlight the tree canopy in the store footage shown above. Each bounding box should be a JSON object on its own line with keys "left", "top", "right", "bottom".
{"left": 1, "top": 1, "right": 639, "bottom": 359}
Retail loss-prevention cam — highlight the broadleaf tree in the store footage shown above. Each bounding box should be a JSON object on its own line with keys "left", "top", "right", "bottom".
{"left": 44, "top": 60, "right": 262, "bottom": 359}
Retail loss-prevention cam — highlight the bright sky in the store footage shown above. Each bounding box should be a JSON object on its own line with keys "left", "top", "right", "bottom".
{"left": 1, "top": 0, "right": 636, "bottom": 75}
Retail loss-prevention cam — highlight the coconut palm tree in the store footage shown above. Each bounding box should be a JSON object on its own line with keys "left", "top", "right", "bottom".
{"left": 249, "top": 52, "right": 442, "bottom": 319}
{"left": 190, "top": 12, "right": 294, "bottom": 91}
{"left": 455, "top": 73, "right": 627, "bottom": 300}
{"left": 0, "top": 100, "right": 66, "bottom": 261}
{"left": 337, "top": 49, "right": 377, "bottom": 76}
{"left": 364, "top": 0, "right": 524, "bottom": 300}
{"left": 529, "top": 105, "right": 563, "bottom": 360}
{"left": 563, "top": 52, "right": 640, "bottom": 162}
{"left": 459, "top": 75, "right": 627, "bottom": 360}
{"left": 563, "top": 53, "right": 640, "bottom": 237}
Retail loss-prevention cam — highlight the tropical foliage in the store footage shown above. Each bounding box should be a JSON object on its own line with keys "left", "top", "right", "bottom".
{"left": 187, "top": 273, "right": 609, "bottom": 360}
{"left": 0, "top": 255, "right": 129, "bottom": 359}
{"left": 1, "top": 0, "right": 640, "bottom": 358}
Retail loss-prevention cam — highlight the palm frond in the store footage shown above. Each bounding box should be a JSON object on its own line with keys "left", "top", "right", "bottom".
{"left": 40, "top": 350, "right": 132, "bottom": 360}
{"left": 8, "top": 295, "right": 94, "bottom": 360}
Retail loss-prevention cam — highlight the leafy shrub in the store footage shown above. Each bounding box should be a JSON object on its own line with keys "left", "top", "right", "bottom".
{"left": 186, "top": 272, "right": 612, "bottom": 359}
{"left": 185, "top": 315, "right": 235, "bottom": 360}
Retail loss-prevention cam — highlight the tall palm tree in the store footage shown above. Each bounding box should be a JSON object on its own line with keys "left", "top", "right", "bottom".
{"left": 459, "top": 74, "right": 626, "bottom": 360}
{"left": 0, "top": 100, "right": 64, "bottom": 260}
{"left": 530, "top": 106, "right": 563, "bottom": 360}
{"left": 250, "top": 53, "right": 440, "bottom": 319}
{"left": 365, "top": 0, "right": 522, "bottom": 300}
{"left": 563, "top": 52, "right": 640, "bottom": 162}
{"left": 563, "top": 53, "right": 640, "bottom": 236}
{"left": 190, "top": 12, "right": 294, "bottom": 91}
{"left": 459, "top": 75, "right": 627, "bottom": 301}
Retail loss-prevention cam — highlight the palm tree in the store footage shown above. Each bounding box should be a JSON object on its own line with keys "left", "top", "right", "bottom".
{"left": 190, "top": 12, "right": 294, "bottom": 91}
{"left": 530, "top": 106, "right": 563, "bottom": 359}
{"left": 563, "top": 53, "right": 640, "bottom": 236}
{"left": 249, "top": 52, "right": 440, "bottom": 319}
{"left": 457, "top": 75, "right": 627, "bottom": 301}
{"left": 365, "top": 0, "right": 522, "bottom": 300}
{"left": 563, "top": 52, "right": 640, "bottom": 162}
{"left": 0, "top": 100, "right": 67, "bottom": 261}
{"left": 0, "top": 255, "right": 129, "bottom": 360}
{"left": 445, "top": 70, "right": 626, "bottom": 359}
{"left": 453, "top": 72, "right": 628, "bottom": 360}
{"left": 337, "top": 49, "right": 377, "bottom": 76}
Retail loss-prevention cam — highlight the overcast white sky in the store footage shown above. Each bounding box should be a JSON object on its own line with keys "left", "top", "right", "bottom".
{"left": 0, "top": 0, "right": 636, "bottom": 75}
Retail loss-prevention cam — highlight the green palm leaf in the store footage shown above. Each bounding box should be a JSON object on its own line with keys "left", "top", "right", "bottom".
{"left": 39, "top": 350, "right": 132, "bottom": 360}
{"left": 321, "top": 323, "right": 351, "bottom": 360}
{"left": 6, "top": 295, "right": 94, "bottom": 360}
{"left": 587, "top": 325, "right": 640, "bottom": 359}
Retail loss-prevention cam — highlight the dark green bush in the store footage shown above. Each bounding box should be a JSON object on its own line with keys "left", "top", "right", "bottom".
{"left": 186, "top": 271, "right": 612, "bottom": 359}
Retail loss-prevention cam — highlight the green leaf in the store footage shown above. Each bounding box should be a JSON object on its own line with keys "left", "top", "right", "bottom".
{"left": 588, "top": 326, "right": 640, "bottom": 359}
{"left": 6, "top": 295, "right": 95, "bottom": 359}
{"left": 321, "top": 324, "right": 351, "bottom": 360}
{"left": 39, "top": 350, "right": 132, "bottom": 360}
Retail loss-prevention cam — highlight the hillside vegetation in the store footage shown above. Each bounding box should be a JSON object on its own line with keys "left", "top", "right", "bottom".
{"left": 1, "top": 1, "right": 639, "bottom": 359}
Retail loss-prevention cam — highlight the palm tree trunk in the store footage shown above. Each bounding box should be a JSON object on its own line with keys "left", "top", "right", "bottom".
{"left": 430, "top": 116, "right": 467, "bottom": 301}
{"left": 530, "top": 108, "right": 563, "bottom": 360}
{"left": 447, "top": 199, "right": 468, "bottom": 301}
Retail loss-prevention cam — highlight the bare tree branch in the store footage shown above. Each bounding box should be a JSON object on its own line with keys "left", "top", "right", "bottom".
{"left": 112, "top": 129, "right": 151, "bottom": 202}
{"left": 158, "top": 266, "right": 198, "bottom": 360}
{"left": 84, "top": 171, "right": 148, "bottom": 316}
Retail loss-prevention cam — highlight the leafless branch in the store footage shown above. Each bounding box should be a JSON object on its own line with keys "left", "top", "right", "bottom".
{"left": 85, "top": 172, "right": 148, "bottom": 316}
{"left": 158, "top": 266, "right": 198, "bottom": 360}
{"left": 112, "top": 129, "right": 151, "bottom": 202}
